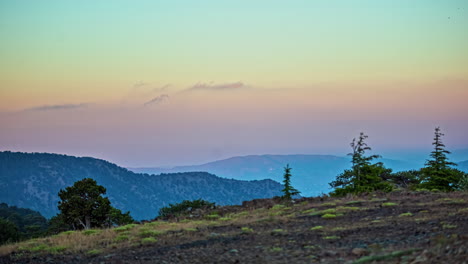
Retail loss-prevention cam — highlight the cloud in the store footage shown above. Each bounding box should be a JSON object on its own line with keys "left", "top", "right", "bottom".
{"left": 23, "top": 103, "right": 89, "bottom": 112}
{"left": 133, "top": 81, "right": 149, "bottom": 89}
{"left": 143, "top": 94, "right": 170, "bottom": 107}
{"left": 186, "top": 81, "right": 247, "bottom": 91}
{"left": 153, "top": 84, "right": 171, "bottom": 93}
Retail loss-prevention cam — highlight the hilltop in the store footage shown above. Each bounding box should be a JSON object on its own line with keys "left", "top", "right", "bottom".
{"left": 0, "top": 151, "right": 283, "bottom": 220}
{"left": 1, "top": 190, "right": 467, "bottom": 263}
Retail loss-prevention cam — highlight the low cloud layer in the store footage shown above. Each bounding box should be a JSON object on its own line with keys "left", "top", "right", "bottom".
{"left": 23, "top": 103, "right": 89, "bottom": 112}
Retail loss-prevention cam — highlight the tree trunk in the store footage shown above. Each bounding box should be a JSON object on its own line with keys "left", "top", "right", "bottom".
{"left": 85, "top": 215, "right": 91, "bottom": 230}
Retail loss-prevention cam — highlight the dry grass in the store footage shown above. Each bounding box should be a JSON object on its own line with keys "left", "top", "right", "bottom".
{"left": 3, "top": 191, "right": 466, "bottom": 259}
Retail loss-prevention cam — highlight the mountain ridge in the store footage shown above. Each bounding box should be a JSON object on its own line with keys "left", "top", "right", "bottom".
{"left": 0, "top": 151, "right": 283, "bottom": 220}
{"left": 129, "top": 154, "right": 420, "bottom": 196}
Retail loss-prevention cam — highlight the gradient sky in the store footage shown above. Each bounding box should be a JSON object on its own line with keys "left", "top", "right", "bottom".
{"left": 1, "top": 0, "right": 468, "bottom": 167}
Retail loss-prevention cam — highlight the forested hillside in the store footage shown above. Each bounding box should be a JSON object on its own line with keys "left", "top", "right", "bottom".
{"left": 0, "top": 151, "right": 283, "bottom": 220}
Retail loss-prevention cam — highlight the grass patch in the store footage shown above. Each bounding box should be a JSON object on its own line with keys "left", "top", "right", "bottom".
{"left": 270, "top": 247, "right": 283, "bottom": 252}
{"left": 301, "top": 208, "right": 316, "bottom": 214}
{"left": 87, "top": 249, "right": 102, "bottom": 255}
{"left": 29, "top": 244, "right": 48, "bottom": 252}
{"left": 311, "top": 208, "right": 336, "bottom": 216}
{"left": 353, "top": 249, "right": 418, "bottom": 264}
{"left": 271, "top": 204, "right": 286, "bottom": 210}
{"left": 205, "top": 213, "right": 220, "bottom": 220}
{"left": 442, "top": 224, "right": 457, "bottom": 229}
{"left": 83, "top": 229, "right": 101, "bottom": 236}
{"left": 271, "top": 229, "right": 284, "bottom": 234}
{"left": 321, "top": 202, "right": 337, "bottom": 207}
{"left": 141, "top": 237, "right": 157, "bottom": 244}
{"left": 345, "top": 200, "right": 365, "bottom": 205}
{"left": 398, "top": 212, "right": 413, "bottom": 217}
{"left": 382, "top": 202, "right": 397, "bottom": 207}
{"left": 60, "top": 230, "right": 76, "bottom": 235}
{"left": 138, "top": 230, "right": 162, "bottom": 238}
{"left": 323, "top": 236, "right": 340, "bottom": 240}
{"left": 322, "top": 214, "right": 337, "bottom": 219}
{"left": 338, "top": 206, "right": 360, "bottom": 212}
{"left": 114, "top": 224, "right": 137, "bottom": 232}
{"left": 332, "top": 227, "right": 345, "bottom": 231}
{"left": 219, "top": 217, "right": 232, "bottom": 221}
{"left": 114, "top": 235, "right": 130, "bottom": 242}
{"left": 184, "top": 227, "right": 197, "bottom": 232}
{"left": 310, "top": 226, "right": 324, "bottom": 231}
{"left": 47, "top": 246, "right": 67, "bottom": 254}
{"left": 241, "top": 227, "right": 254, "bottom": 233}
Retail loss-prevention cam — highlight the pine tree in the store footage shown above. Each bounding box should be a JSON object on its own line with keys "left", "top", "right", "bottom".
{"left": 420, "top": 127, "right": 463, "bottom": 191}
{"left": 330, "top": 132, "right": 392, "bottom": 196}
{"left": 281, "top": 164, "right": 300, "bottom": 201}
{"left": 426, "top": 127, "right": 456, "bottom": 171}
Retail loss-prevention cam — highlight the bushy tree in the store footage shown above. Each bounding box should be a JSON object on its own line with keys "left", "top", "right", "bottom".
{"left": 0, "top": 218, "right": 19, "bottom": 245}
{"left": 419, "top": 127, "right": 465, "bottom": 191}
{"left": 330, "top": 132, "right": 392, "bottom": 196}
{"left": 387, "top": 170, "right": 421, "bottom": 189}
{"left": 108, "top": 207, "right": 134, "bottom": 226}
{"left": 158, "top": 199, "right": 215, "bottom": 219}
{"left": 281, "top": 164, "right": 300, "bottom": 201}
{"left": 58, "top": 178, "right": 112, "bottom": 230}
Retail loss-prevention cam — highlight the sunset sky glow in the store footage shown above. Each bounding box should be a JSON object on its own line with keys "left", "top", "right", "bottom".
{"left": 1, "top": 0, "right": 467, "bottom": 166}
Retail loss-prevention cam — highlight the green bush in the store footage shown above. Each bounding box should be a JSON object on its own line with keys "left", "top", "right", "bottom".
{"left": 158, "top": 199, "right": 215, "bottom": 218}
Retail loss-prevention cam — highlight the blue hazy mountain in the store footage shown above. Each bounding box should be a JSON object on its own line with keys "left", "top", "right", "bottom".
{"left": 130, "top": 154, "right": 422, "bottom": 197}
{"left": 0, "top": 151, "right": 283, "bottom": 220}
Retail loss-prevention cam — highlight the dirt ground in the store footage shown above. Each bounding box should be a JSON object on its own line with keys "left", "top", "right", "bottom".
{"left": 2, "top": 191, "right": 467, "bottom": 264}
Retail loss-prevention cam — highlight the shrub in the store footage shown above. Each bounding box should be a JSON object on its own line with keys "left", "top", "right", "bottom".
{"left": 141, "top": 237, "right": 157, "bottom": 244}
{"left": 158, "top": 199, "right": 215, "bottom": 218}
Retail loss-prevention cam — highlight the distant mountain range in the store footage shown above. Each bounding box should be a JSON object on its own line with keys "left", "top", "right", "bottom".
{"left": 130, "top": 154, "right": 468, "bottom": 196}
{"left": 0, "top": 151, "right": 283, "bottom": 220}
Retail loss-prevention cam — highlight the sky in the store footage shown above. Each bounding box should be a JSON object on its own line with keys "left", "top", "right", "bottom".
{"left": 1, "top": 0, "right": 468, "bottom": 167}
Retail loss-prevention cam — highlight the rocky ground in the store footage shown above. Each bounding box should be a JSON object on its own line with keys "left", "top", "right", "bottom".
{"left": 1, "top": 191, "right": 467, "bottom": 264}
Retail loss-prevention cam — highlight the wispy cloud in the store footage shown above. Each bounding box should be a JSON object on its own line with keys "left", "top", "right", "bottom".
{"left": 186, "top": 81, "right": 247, "bottom": 92}
{"left": 143, "top": 94, "right": 170, "bottom": 107}
{"left": 153, "top": 84, "right": 171, "bottom": 93}
{"left": 23, "top": 103, "right": 89, "bottom": 112}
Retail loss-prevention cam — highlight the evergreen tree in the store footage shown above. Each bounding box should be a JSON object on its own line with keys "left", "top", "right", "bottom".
{"left": 419, "top": 127, "right": 463, "bottom": 191}
{"left": 58, "top": 178, "right": 112, "bottom": 230}
{"left": 281, "top": 164, "right": 300, "bottom": 201}
{"left": 330, "top": 132, "right": 392, "bottom": 196}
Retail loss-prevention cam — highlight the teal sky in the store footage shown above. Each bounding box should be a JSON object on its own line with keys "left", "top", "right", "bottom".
{"left": 1, "top": 1, "right": 467, "bottom": 166}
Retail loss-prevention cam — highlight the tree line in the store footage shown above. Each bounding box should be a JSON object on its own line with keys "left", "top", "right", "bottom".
{"left": 328, "top": 127, "right": 467, "bottom": 196}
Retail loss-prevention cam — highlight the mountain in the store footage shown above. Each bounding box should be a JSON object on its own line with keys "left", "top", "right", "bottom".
{"left": 0, "top": 151, "right": 283, "bottom": 220}
{"left": 458, "top": 160, "right": 468, "bottom": 172}
{"left": 129, "top": 154, "right": 419, "bottom": 197}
